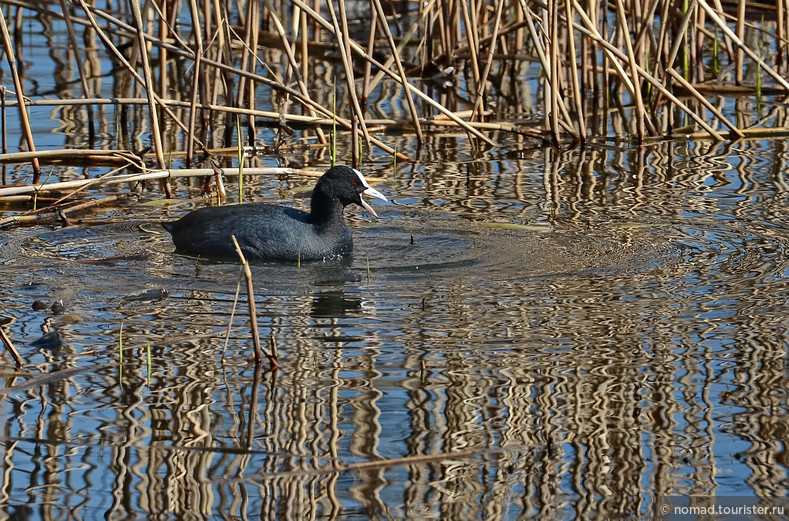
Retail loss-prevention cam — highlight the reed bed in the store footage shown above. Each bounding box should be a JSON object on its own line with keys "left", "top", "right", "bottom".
{"left": 0, "top": 0, "right": 786, "bottom": 175}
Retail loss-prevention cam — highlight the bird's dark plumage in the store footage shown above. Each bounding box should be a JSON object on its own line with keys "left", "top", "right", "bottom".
{"left": 162, "top": 165, "right": 387, "bottom": 262}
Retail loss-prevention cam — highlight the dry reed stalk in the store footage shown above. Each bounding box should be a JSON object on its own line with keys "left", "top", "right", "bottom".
{"left": 615, "top": 0, "right": 648, "bottom": 141}
{"left": 367, "top": 0, "right": 430, "bottom": 95}
{"left": 370, "top": 0, "right": 424, "bottom": 143}
{"left": 154, "top": 0, "right": 169, "bottom": 121}
{"left": 0, "top": 195, "right": 120, "bottom": 227}
{"left": 235, "top": 0, "right": 261, "bottom": 148}
{"left": 0, "top": 164, "right": 135, "bottom": 203}
{"left": 694, "top": 4, "right": 705, "bottom": 83}
{"left": 518, "top": 1, "right": 573, "bottom": 140}
{"left": 665, "top": 68, "right": 744, "bottom": 138}
{"left": 262, "top": 0, "right": 327, "bottom": 145}
{"left": 665, "top": 0, "right": 698, "bottom": 75}
{"left": 297, "top": 4, "right": 310, "bottom": 119}
{"left": 216, "top": 0, "right": 235, "bottom": 109}
{"left": 709, "top": 0, "right": 735, "bottom": 60}
{"left": 598, "top": 0, "right": 610, "bottom": 136}
{"left": 778, "top": 0, "right": 785, "bottom": 68}
{"left": 631, "top": 0, "right": 650, "bottom": 73}
{"left": 547, "top": 3, "right": 559, "bottom": 144}
{"left": 10, "top": 94, "right": 408, "bottom": 158}
{"left": 698, "top": 0, "right": 789, "bottom": 91}
{"left": 231, "top": 235, "right": 277, "bottom": 368}
{"left": 570, "top": 3, "right": 725, "bottom": 140}
{"left": 0, "top": 327, "right": 23, "bottom": 367}
{"left": 129, "top": 0, "right": 166, "bottom": 170}
{"left": 186, "top": 0, "right": 204, "bottom": 165}
{"left": 1, "top": 86, "right": 6, "bottom": 155}
{"left": 471, "top": 0, "right": 505, "bottom": 122}
{"left": 59, "top": 0, "right": 96, "bottom": 145}
{"left": 654, "top": 0, "right": 673, "bottom": 107}
{"left": 563, "top": 0, "right": 586, "bottom": 142}
{"left": 513, "top": 0, "right": 525, "bottom": 68}
{"left": 735, "top": 0, "right": 745, "bottom": 85}
{"left": 460, "top": 0, "right": 482, "bottom": 105}
{"left": 0, "top": 8, "right": 40, "bottom": 176}
{"left": 361, "top": 5, "right": 377, "bottom": 104}
{"left": 436, "top": 1, "right": 449, "bottom": 61}
{"left": 0, "top": 167, "right": 314, "bottom": 198}
{"left": 0, "top": 148, "right": 140, "bottom": 164}
{"left": 290, "top": 0, "right": 495, "bottom": 145}
{"left": 327, "top": 0, "right": 370, "bottom": 165}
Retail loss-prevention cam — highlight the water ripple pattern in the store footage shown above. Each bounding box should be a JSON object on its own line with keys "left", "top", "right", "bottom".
{"left": 1, "top": 142, "right": 789, "bottom": 519}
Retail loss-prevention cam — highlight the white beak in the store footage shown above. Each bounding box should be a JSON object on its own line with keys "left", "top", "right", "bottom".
{"left": 354, "top": 168, "right": 388, "bottom": 217}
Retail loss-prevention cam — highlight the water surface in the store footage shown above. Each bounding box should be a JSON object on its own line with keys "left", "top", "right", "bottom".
{"left": 2, "top": 137, "right": 789, "bottom": 520}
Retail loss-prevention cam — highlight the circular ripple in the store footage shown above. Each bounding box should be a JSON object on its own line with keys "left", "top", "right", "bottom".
{"left": 356, "top": 215, "right": 688, "bottom": 284}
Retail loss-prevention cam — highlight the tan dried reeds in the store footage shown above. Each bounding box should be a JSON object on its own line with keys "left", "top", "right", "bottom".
{"left": 0, "top": 8, "right": 40, "bottom": 177}
{"left": 1, "top": 0, "right": 787, "bottom": 179}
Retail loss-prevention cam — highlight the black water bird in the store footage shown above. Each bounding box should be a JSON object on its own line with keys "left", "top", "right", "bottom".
{"left": 162, "top": 165, "right": 388, "bottom": 262}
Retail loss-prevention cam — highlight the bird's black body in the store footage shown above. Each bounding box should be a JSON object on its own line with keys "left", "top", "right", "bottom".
{"left": 162, "top": 165, "right": 387, "bottom": 262}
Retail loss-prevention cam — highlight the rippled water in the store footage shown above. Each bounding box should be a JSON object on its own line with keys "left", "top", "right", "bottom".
{"left": 1, "top": 135, "right": 789, "bottom": 519}
{"left": 1, "top": 7, "right": 789, "bottom": 519}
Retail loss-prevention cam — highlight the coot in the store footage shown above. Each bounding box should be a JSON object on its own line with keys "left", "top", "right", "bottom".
{"left": 162, "top": 165, "right": 388, "bottom": 262}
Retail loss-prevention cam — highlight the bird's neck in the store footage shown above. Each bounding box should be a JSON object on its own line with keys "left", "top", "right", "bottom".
{"left": 309, "top": 191, "right": 345, "bottom": 229}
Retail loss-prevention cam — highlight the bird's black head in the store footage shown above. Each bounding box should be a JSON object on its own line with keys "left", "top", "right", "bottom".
{"left": 313, "top": 165, "right": 388, "bottom": 217}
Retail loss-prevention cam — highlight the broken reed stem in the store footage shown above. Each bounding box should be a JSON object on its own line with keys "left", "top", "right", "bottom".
{"left": 0, "top": 327, "right": 23, "bottom": 367}
{"left": 231, "top": 235, "right": 277, "bottom": 368}
{"left": 0, "top": 7, "right": 40, "bottom": 176}
{"left": 0, "top": 194, "right": 120, "bottom": 227}
{"left": 222, "top": 268, "right": 244, "bottom": 363}
{"left": 0, "top": 167, "right": 314, "bottom": 198}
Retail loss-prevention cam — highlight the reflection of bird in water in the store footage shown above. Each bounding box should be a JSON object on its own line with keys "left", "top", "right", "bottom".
{"left": 8, "top": 505, "right": 33, "bottom": 521}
